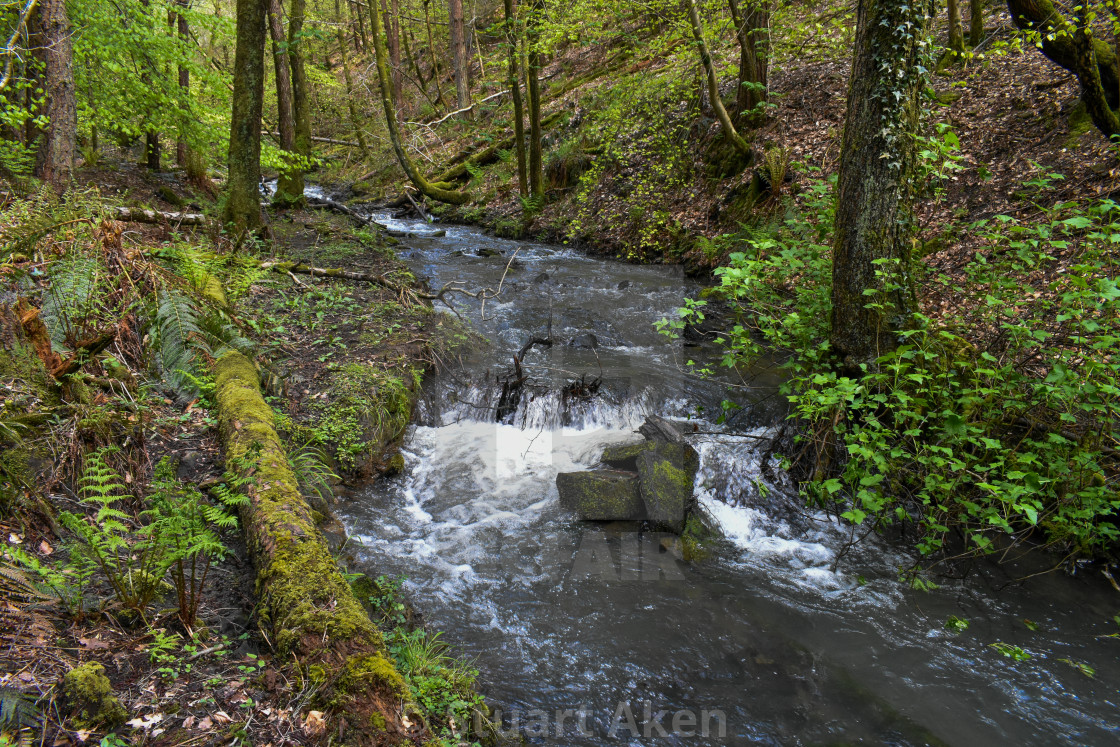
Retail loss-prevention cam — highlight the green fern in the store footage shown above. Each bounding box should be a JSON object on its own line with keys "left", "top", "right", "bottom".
{"left": 40, "top": 251, "right": 106, "bottom": 350}
{"left": 60, "top": 448, "right": 175, "bottom": 615}
{"left": 0, "top": 687, "right": 40, "bottom": 740}
{"left": 153, "top": 289, "right": 204, "bottom": 397}
{"left": 1, "top": 548, "right": 92, "bottom": 617}
{"left": 149, "top": 458, "right": 227, "bottom": 628}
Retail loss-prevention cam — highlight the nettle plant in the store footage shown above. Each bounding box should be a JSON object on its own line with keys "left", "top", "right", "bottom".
{"left": 661, "top": 174, "right": 1120, "bottom": 571}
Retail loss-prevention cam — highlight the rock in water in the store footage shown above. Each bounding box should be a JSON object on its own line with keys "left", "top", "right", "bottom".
{"left": 636, "top": 447, "right": 693, "bottom": 534}
{"left": 556, "top": 470, "right": 645, "bottom": 520}
{"left": 568, "top": 332, "right": 599, "bottom": 349}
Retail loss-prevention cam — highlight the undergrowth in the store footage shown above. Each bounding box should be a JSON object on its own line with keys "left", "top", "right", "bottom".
{"left": 662, "top": 168, "right": 1120, "bottom": 573}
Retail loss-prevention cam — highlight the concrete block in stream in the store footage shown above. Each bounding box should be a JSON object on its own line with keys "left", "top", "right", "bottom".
{"left": 635, "top": 447, "right": 694, "bottom": 534}
{"left": 556, "top": 469, "right": 645, "bottom": 521}
{"left": 601, "top": 439, "right": 700, "bottom": 476}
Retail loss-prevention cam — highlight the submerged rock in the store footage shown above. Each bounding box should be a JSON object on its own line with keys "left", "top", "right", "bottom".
{"left": 556, "top": 469, "right": 644, "bottom": 520}
{"left": 476, "top": 247, "right": 502, "bottom": 257}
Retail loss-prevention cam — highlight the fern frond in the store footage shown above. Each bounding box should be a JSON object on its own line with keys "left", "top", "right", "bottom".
{"left": 153, "top": 289, "right": 204, "bottom": 397}
{"left": 0, "top": 688, "right": 41, "bottom": 730}
{"left": 40, "top": 252, "right": 105, "bottom": 349}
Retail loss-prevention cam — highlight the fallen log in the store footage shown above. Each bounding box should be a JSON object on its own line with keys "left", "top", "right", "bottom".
{"left": 113, "top": 207, "right": 207, "bottom": 225}
{"left": 213, "top": 351, "right": 410, "bottom": 744}
{"left": 430, "top": 110, "right": 564, "bottom": 184}
{"left": 305, "top": 194, "right": 390, "bottom": 231}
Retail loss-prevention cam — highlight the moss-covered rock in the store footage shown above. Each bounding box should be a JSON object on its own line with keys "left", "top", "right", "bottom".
{"left": 61, "top": 663, "right": 127, "bottom": 729}
{"left": 556, "top": 469, "right": 644, "bottom": 520}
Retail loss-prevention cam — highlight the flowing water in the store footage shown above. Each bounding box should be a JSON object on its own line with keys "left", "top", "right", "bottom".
{"left": 329, "top": 204, "right": 1120, "bottom": 745}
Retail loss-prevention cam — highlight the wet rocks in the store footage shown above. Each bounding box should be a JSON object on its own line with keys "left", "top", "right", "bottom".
{"left": 556, "top": 416, "right": 699, "bottom": 533}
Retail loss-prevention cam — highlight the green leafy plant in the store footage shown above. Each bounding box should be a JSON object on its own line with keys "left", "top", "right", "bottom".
{"left": 149, "top": 458, "right": 229, "bottom": 628}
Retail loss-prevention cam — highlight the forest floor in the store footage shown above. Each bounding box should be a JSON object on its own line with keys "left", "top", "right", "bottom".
{"left": 0, "top": 162, "right": 469, "bottom": 746}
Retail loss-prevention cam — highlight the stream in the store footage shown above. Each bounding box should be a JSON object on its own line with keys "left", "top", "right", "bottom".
{"left": 329, "top": 201, "right": 1120, "bottom": 745}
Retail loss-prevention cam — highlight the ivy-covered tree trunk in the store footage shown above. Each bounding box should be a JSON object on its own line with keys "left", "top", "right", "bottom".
{"left": 222, "top": 0, "right": 268, "bottom": 235}
{"left": 268, "top": 0, "right": 300, "bottom": 204}
{"left": 175, "top": 0, "right": 189, "bottom": 166}
{"left": 35, "top": 0, "right": 76, "bottom": 188}
{"left": 371, "top": 0, "right": 470, "bottom": 203}
{"left": 504, "top": 0, "right": 528, "bottom": 197}
{"left": 283, "top": 0, "right": 311, "bottom": 206}
{"left": 830, "top": 0, "right": 932, "bottom": 368}
{"left": 527, "top": 0, "right": 544, "bottom": 199}
{"left": 727, "top": 0, "right": 769, "bottom": 123}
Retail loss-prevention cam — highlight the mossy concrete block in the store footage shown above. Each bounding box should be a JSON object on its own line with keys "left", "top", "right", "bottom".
{"left": 602, "top": 438, "right": 699, "bottom": 476}
{"left": 599, "top": 440, "right": 652, "bottom": 471}
{"left": 636, "top": 449, "right": 694, "bottom": 534}
{"left": 62, "top": 663, "right": 127, "bottom": 729}
{"left": 556, "top": 469, "right": 644, "bottom": 520}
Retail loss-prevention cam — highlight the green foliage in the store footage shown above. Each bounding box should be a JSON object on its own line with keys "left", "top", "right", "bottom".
{"left": 287, "top": 441, "right": 339, "bottom": 505}
{"left": 54, "top": 448, "right": 237, "bottom": 620}
{"left": 666, "top": 172, "right": 1120, "bottom": 568}
{"left": 1, "top": 548, "right": 93, "bottom": 618}
{"left": 361, "top": 575, "right": 483, "bottom": 741}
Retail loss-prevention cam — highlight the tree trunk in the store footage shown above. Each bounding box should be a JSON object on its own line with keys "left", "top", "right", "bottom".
{"left": 526, "top": 0, "right": 543, "bottom": 199}
{"left": 1071, "top": 8, "right": 1120, "bottom": 135}
{"left": 504, "top": 0, "right": 528, "bottom": 196}
{"left": 371, "top": 0, "right": 470, "bottom": 203}
{"left": 390, "top": 0, "right": 404, "bottom": 113}
{"left": 268, "top": 0, "right": 300, "bottom": 203}
{"left": 423, "top": 0, "right": 449, "bottom": 109}
{"left": 349, "top": 0, "right": 368, "bottom": 50}
{"left": 146, "top": 132, "right": 161, "bottom": 171}
{"left": 727, "top": 0, "right": 769, "bottom": 122}
{"left": 285, "top": 0, "right": 311, "bottom": 206}
{"left": 222, "top": 0, "right": 268, "bottom": 235}
{"left": 948, "top": 0, "right": 965, "bottom": 54}
{"left": 1007, "top": 0, "right": 1120, "bottom": 110}
{"left": 830, "top": 0, "right": 933, "bottom": 367}
{"left": 337, "top": 0, "right": 372, "bottom": 158}
{"left": 969, "top": 0, "right": 983, "bottom": 45}
{"left": 176, "top": 0, "right": 190, "bottom": 166}
{"left": 35, "top": 0, "right": 76, "bottom": 188}
{"left": 448, "top": 0, "right": 471, "bottom": 116}
{"left": 684, "top": 0, "right": 752, "bottom": 157}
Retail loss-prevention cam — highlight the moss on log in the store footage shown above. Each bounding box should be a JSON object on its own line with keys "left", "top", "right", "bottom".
{"left": 212, "top": 351, "right": 408, "bottom": 744}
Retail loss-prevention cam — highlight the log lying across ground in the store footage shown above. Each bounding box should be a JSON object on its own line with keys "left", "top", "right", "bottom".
{"left": 113, "top": 207, "right": 208, "bottom": 225}
{"left": 213, "top": 351, "right": 410, "bottom": 744}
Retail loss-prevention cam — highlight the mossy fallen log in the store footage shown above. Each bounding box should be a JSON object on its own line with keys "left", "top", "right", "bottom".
{"left": 212, "top": 351, "right": 410, "bottom": 744}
